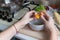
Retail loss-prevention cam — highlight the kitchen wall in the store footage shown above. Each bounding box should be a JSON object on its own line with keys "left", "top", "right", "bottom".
{"left": 56, "top": 0, "right": 60, "bottom": 9}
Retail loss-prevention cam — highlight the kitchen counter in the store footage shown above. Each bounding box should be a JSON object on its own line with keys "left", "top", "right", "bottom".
{"left": 18, "top": 25, "right": 60, "bottom": 40}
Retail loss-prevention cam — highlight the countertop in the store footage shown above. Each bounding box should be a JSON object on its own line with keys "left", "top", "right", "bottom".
{"left": 18, "top": 25, "right": 60, "bottom": 40}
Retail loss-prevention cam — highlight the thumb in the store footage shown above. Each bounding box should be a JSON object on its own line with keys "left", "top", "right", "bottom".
{"left": 29, "top": 18, "right": 33, "bottom": 21}
{"left": 41, "top": 15, "right": 47, "bottom": 22}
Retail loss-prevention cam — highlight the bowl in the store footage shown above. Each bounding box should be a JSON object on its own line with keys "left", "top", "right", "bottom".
{"left": 29, "top": 19, "right": 44, "bottom": 31}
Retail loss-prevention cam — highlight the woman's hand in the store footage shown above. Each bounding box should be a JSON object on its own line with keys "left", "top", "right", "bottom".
{"left": 0, "top": 11, "right": 37, "bottom": 40}
{"left": 41, "top": 12, "right": 58, "bottom": 40}
{"left": 14, "top": 11, "right": 37, "bottom": 31}
{"left": 41, "top": 12, "right": 57, "bottom": 33}
{"left": 21, "top": 11, "right": 36, "bottom": 24}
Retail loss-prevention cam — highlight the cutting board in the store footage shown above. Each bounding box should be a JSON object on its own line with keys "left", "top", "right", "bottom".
{"left": 19, "top": 25, "right": 60, "bottom": 40}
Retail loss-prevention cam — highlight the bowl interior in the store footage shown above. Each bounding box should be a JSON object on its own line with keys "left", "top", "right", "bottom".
{"left": 30, "top": 19, "right": 43, "bottom": 26}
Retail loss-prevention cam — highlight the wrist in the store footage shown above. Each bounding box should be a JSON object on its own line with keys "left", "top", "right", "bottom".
{"left": 47, "top": 30, "right": 57, "bottom": 37}
{"left": 20, "top": 19, "right": 27, "bottom": 25}
{"left": 50, "top": 24, "right": 57, "bottom": 32}
{"left": 20, "top": 18, "right": 29, "bottom": 25}
{"left": 14, "top": 20, "right": 26, "bottom": 31}
{"left": 50, "top": 29, "right": 58, "bottom": 35}
{"left": 49, "top": 29, "right": 57, "bottom": 34}
{"left": 13, "top": 25, "right": 19, "bottom": 33}
{"left": 48, "top": 26, "right": 57, "bottom": 34}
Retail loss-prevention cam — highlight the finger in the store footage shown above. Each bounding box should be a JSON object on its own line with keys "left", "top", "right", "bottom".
{"left": 43, "top": 12, "right": 51, "bottom": 21}
{"left": 24, "top": 10, "right": 36, "bottom": 17}
{"left": 30, "top": 11, "right": 37, "bottom": 18}
{"left": 45, "top": 13, "right": 50, "bottom": 18}
{"left": 29, "top": 18, "right": 34, "bottom": 21}
{"left": 30, "top": 10, "right": 36, "bottom": 13}
{"left": 28, "top": 10, "right": 36, "bottom": 14}
{"left": 41, "top": 15, "right": 47, "bottom": 22}
{"left": 28, "top": 10, "right": 36, "bottom": 15}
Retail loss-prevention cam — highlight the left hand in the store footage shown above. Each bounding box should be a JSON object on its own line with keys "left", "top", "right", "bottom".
{"left": 21, "top": 11, "right": 36, "bottom": 24}
{"left": 14, "top": 11, "right": 37, "bottom": 30}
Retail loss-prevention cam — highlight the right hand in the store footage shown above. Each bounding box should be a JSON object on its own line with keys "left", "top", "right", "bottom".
{"left": 41, "top": 12, "right": 57, "bottom": 33}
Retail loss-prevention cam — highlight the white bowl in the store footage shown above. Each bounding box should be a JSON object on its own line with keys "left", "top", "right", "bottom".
{"left": 29, "top": 19, "right": 44, "bottom": 31}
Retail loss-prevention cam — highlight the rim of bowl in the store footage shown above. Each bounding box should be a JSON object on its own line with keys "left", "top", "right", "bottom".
{"left": 29, "top": 22, "right": 44, "bottom": 26}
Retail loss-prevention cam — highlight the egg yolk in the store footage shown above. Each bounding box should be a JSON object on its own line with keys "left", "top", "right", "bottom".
{"left": 35, "top": 13, "right": 40, "bottom": 19}
{"left": 35, "top": 12, "right": 45, "bottom": 19}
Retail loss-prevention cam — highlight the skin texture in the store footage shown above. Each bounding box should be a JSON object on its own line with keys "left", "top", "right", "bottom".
{"left": 41, "top": 12, "right": 58, "bottom": 40}
{"left": 0, "top": 11, "right": 36, "bottom": 40}
{"left": 0, "top": 11, "right": 58, "bottom": 40}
